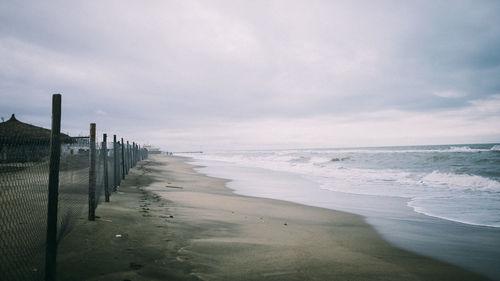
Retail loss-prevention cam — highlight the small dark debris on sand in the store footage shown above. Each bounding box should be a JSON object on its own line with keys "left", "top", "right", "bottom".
{"left": 165, "top": 185, "right": 184, "bottom": 189}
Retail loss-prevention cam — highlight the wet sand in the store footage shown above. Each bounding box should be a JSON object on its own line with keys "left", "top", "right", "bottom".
{"left": 56, "top": 155, "right": 490, "bottom": 280}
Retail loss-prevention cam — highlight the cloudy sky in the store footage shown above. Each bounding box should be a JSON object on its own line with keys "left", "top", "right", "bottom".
{"left": 1, "top": 0, "right": 499, "bottom": 151}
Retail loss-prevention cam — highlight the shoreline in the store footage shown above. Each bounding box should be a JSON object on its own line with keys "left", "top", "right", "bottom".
{"left": 191, "top": 157, "right": 499, "bottom": 229}
{"left": 57, "top": 155, "right": 490, "bottom": 280}
{"left": 407, "top": 199, "right": 500, "bottom": 229}
{"left": 189, "top": 157, "right": 500, "bottom": 279}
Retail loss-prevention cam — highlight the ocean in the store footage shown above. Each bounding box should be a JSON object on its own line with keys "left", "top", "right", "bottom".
{"left": 179, "top": 143, "right": 500, "bottom": 279}
{"left": 183, "top": 143, "right": 500, "bottom": 228}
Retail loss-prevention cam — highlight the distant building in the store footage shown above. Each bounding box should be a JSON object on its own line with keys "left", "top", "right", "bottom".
{"left": 143, "top": 145, "right": 161, "bottom": 154}
{"left": 0, "top": 114, "right": 73, "bottom": 163}
{"left": 68, "top": 136, "right": 90, "bottom": 155}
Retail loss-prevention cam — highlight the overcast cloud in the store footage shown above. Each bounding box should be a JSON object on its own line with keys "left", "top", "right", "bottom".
{"left": 1, "top": 0, "right": 499, "bottom": 150}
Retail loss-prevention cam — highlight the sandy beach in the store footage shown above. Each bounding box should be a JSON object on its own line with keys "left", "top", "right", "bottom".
{"left": 56, "top": 155, "right": 490, "bottom": 280}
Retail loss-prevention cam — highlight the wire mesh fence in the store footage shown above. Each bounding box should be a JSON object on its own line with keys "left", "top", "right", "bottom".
{"left": 95, "top": 140, "right": 105, "bottom": 208}
{"left": 0, "top": 135, "right": 93, "bottom": 280}
{"left": 95, "top": 137, "right": 123, "bottom": 207}
{"left": 57, "top": 140, "right": 90, "bottom": 242}
{"left": 0, "top": 102, "right": 149, "bottom": 281}
{"left": 0, "top": 139, "right": 51, "bottom": 281}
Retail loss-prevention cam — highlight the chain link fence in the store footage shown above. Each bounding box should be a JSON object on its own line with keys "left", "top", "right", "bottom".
{"left": 0, "top": 105, "right": 148, "bottom": 280}
{"left": 0, "top": 139, "right": 51, "bottom": 280}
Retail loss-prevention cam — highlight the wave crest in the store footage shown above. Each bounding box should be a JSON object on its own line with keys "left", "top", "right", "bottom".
{"left": 448, "top": 146, "right": 480, "bottom": 152}
{"left": 422, "top": 171, "right": 500, "bottom": 192}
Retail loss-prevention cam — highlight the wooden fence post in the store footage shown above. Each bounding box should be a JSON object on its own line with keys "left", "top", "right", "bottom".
{"left": 45, "top": 94, "right": 61, "bottom": 281}
{"left": 132, "top": 142, "right": 136, "bottom": 167}
{"left": 88, "top": 123, "right": 96, "bottom": 221}
{"left": 138, "top": 145, "right": 141, "bottom": 161}
{"left": 131, "top": 142, "right": 134, "bottom": 168}
{"left": 113, "top": 135, "right": 118, "bottom": 190}
{"left": 126, "top": 141, "right": 130, "bottom": 174}
{"left": 103, "top": 134, "right": 109, "bottom": 202}
{"left": 121, "top": 138, "right": 125, "bottom": 179}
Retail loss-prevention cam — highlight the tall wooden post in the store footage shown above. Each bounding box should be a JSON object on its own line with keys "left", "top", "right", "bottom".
{"left": 126, "top": 141, "right": 130, "bottom": 174}
{"left": 130, "top": 142, "right": 133, "bottom": 168}
{"left": 132, "top": 142, "right": 136, "bottom": 167}
{"left": 45, "top": 94, "right": 61, "bottom": 281}
{"left": 103, "top": 134, "right": 110, "bottom": 202}
{"left": 121, "top": 138, "right": 125, "bottom": 179}
{"left": 88, "top": 123, "right": 96, "bottom": 221}
{"left": 113, "top": 135, "right": 118, "bottom": 191}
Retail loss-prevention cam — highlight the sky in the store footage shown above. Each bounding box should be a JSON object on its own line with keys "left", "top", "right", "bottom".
{"left": 1, "top": 0, "right": 500, "bottom": 151}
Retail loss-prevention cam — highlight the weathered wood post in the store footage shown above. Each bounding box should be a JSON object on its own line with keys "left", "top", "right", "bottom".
{"left": 131, "top": 142, "right": 134, "bottom": 166}
{"left": 132, "top": 142, "right": 136, "bottom": 167}
{"left": 103, "top": 134, "right": 110, "bottom": 202}
{"left": 126, "top": 140, "right": 130, "bottom": 173}
{"left": 88, "top": 123, "right": 96, "bottom": 221}
{"left": 124, "top": 141, "right": 128, "bottom": 175}
{"left": 113, "top": 134, "right": 118, "bottom": 191}
{"left": 45, "top": 94, "right": 61, "bottom": 281}
{"left": 130, "top": 142, "right": 133, "bottom": 168}
{"left": 131, "top": 141, "right": 134, "bottom": 167}
{"left": 121, "top": 138, "right": 125, "bottom": 179}
{"left": 138, "top": 144, "right": 141, "bottom": 161}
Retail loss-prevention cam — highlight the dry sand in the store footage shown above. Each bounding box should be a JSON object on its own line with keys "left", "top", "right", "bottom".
{"left": 56, "top": 155, "right": 490, "bottom": 280}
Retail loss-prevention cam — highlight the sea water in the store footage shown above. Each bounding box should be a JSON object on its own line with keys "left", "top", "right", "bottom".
{"left": 182, "top": 143, "right": 500, "bottom": 228}
{"left": 179, "top": 143, "right": 500, "bottom": 279}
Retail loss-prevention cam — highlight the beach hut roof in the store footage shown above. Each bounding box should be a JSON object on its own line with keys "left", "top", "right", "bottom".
{"left": 0, "top": 114, "right": 73, "bottom": 144}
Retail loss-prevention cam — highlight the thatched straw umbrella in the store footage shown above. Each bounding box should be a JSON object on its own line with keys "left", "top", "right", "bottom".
{"left": 0, "top": 114, "right": 73, "bottom": 163}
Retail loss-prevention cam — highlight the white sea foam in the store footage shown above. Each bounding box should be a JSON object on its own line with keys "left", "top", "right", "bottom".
{"left": 422, "top": 171, "right": 500, "bottom": 192}
{"left": 181, "top": 146, "right": 500, "bottom": 228}
{"left": 448, "top": 146, "right": 486, "bottom": 152}
{"left": 408, "top": 201, "right": 500, "bottom": 228}
{"left": 297, "top": 147, "right": 489, "bottom": 154}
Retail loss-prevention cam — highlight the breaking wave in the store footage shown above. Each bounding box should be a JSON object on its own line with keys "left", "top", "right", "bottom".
{"left": 181, "top": 143, "right": 500, "bottom": 227}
